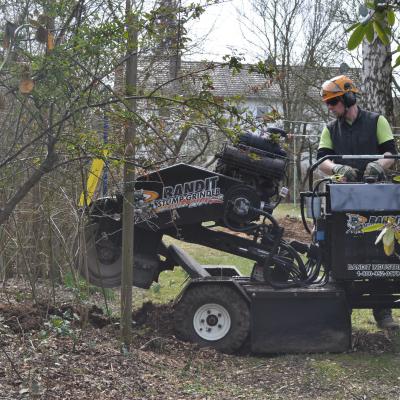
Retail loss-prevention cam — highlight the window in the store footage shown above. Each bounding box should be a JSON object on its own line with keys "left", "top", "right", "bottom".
{"left": 256, "top": 106, "right": 272, "bottom": 119}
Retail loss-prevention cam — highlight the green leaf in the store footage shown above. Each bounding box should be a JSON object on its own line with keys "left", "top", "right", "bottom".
{"left": 387, "top": 9, "right": 396, "bottom": 26}
{"left": 373, "top": 20, "right": 390, "bottom": 45}
{"left": 384, "top": 241, "right": 395, "bottom": 256}
{"left": 383, "top": 228, "right": 395, "bottom": 247}
{"left": 384, "top": 26, "right": 392, "bottom": 36}
{"left": 383, "top": 229, "right": 395, "bottom": 256}
{"left": 365, "top": 22, "right": 375, "bottom": 43}
{"left": 348, "top": 23, "right": 367, "bottom": 50}
{"left": 365, "top": 1, "right": 375, "bottom": 9}
{"left": 361, "top": 223, "right": 384, "bottom": 233}
{"left": 346, "top": 22, "right": 360, "bottom": 33}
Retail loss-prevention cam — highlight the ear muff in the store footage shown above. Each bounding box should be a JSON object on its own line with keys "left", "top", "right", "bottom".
{"left": 342, "top": 92, "right": 356, "bottom": 107}
{"left": 342, "top": 82, "right": 356, "bottom": 107}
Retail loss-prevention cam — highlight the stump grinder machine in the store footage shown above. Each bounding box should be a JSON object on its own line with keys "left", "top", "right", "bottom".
{"left": 75, "top": 129, "right": 400, "bottom": 353}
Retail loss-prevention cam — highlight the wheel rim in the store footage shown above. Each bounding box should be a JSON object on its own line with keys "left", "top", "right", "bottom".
{"left": 193, "top": 303, "right": 231, "bottom": 341}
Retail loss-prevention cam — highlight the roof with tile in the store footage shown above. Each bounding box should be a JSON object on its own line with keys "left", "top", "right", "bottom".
{"left": 137, "top": 57, "right": 361, "bottom": 101}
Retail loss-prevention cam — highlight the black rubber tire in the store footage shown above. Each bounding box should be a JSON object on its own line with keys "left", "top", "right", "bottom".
{"left": 73, "top": 222, "right": 122, "bottom": 288}
{"left": 174, "top": 284, "right": 250, "bottom": 353}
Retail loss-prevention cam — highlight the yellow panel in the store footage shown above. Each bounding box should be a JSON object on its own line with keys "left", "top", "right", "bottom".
{"left": 79, "top": 151, "right": 108, "bottom": 207}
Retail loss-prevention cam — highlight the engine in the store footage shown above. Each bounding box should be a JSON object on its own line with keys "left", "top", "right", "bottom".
{"left": 214, "top": 128, "right": 288, "bottom": 208}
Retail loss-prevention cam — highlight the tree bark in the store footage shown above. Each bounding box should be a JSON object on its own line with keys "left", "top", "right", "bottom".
{"left": 120, "top": 0, "right": 138, "bottom": 350}
{"left": 0, "top": 148, "right": 58, "bottom": 226}
{"left": 361, "top": 33, "right": 393, "bottom": 121}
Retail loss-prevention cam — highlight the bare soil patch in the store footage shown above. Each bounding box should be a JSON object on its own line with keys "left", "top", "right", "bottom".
{"left": 1, "top": 288, "right": 400, "bottom": 399}
{"left": 1, "top": 214, "right": 399, "bottom": 400}
{"left": 279, "top": 215, "right": 312, "bottom": 243}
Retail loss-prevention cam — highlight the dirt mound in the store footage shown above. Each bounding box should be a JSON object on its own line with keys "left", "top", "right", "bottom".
{"left": 0, "top": 302, "right": 112, "bottom": 333}
{"left": 279, "top": 215, "right": 311, "bottom": 243}
{"left": 4, "top": 296, "right": 391, "bottom": 357}
{"left": 352, "top": 329, "right": 398, "bottom": 353}
{"left": 132, "top": 301, "right": 175, "bottom": 335}
{"left": 0, "top": 303, "right": 43, "bottom": 333}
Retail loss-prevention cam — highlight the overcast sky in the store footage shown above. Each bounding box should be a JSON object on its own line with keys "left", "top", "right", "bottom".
{"left": 185, "top": 1, "right": 361, "bottom": 67}
{"left": 186, "top": 0, "right": 257, "bottom": 62}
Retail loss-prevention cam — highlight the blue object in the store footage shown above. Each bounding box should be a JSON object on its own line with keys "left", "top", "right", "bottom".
{"left": 316, "top": 230, "right": 325, "bottom": 241}
{"left": 102, "top": 115, "right": 109, "bottom": 196}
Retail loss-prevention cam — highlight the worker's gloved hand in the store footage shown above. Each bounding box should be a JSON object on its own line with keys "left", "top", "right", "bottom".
{"left": 332, "top": 164, "right": 358, "bottom": 182}
{"left": 364, "top": 161, "right": 386, "bottom": 181}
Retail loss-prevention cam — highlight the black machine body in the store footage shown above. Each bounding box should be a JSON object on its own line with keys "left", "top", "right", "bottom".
{"left": 304, "top": 154, "right": 400, "bottom": 310}
{"left": 77, "top": 130, "right": 290, "bottom": 291}
{"left": 75, "top": 133, "right": 400, "bottom": 354}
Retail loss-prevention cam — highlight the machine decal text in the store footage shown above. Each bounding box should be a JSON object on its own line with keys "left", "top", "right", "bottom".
{"left": 154, "top": 176, "right": 223, "bottom": 212}
{"left": 347, "top": 263, "right": 400, "bottom": 277}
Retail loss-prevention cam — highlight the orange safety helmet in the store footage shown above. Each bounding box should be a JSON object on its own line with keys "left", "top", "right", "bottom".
{"left": 320, "top": 75, "right": 359, "bottom": 102}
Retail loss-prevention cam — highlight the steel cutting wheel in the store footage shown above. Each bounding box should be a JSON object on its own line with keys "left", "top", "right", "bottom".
{"left": 74, "top": 222, "right": 122, "bottom": 288}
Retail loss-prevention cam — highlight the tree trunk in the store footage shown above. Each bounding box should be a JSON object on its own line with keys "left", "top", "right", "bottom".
{"left": 120, "top": 0, "right": 138, "bottom": 350}
{"left": 361, "top": 33, "right": 393, "bottom": 121}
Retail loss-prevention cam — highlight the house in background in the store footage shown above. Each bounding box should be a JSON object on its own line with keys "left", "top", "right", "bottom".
{"left": 116, "top": 57, "right": 399, "bottom": 199}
